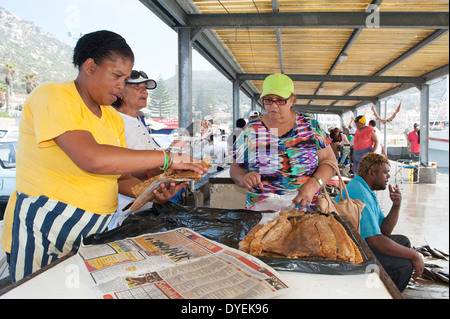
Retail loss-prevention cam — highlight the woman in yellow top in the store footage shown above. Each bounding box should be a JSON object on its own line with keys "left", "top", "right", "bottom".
{"left": 2, "top": 30, "right": 206, "bottom": 282}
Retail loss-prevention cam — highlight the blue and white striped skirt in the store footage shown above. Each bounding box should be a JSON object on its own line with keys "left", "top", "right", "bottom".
{"left": 9, "top": 192, "right": 113, "bottom": 282}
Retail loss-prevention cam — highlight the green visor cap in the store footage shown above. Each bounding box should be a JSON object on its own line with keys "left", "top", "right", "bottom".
{"left": 261, "top": 73, "right": 295, "bottom": 99}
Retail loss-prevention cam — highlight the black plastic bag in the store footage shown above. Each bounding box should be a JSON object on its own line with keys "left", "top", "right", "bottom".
{"left": 84, "top": 201, "right": 263, "bottom": 249}
{"left": 84, "top": 202, "right": 374, "bottom": 275}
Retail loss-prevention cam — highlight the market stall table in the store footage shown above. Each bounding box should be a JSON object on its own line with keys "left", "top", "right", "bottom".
{"left": 1, "top": 200, "right": 402, "bottom": 299}
{"left": 0, "top": 236, "right": 401, "bottom": 299}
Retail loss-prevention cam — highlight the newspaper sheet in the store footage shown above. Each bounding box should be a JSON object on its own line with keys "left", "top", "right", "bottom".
{"left": 78, "top": 228, "right": 291, "bottom": 299}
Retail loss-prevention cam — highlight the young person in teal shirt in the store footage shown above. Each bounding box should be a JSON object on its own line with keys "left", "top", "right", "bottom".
{"left": 336, "top": 153, "right": 424, "bottom": 292}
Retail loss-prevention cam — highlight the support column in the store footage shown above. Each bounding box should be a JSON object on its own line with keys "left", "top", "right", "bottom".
{"left": 420, "top": 84, "right": 430, "bottom": 166}
{"left": 251, "top": 97, "right": 256, "bottom": 112}
{"left": 375, "top": 101, "right": 381, "bottom": 130}
{"left": 232, "top": 79, "right": 240, "bottom": 130}
{"left": 178, "top": 28, "right": 192, "bottom": 131}
{"left": 383, "top": 100, "right": 388, "bottom": 155}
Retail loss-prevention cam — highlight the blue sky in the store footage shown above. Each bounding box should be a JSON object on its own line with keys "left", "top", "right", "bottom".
{"left": 0, "top": 0, "right": 215, "bottom": 79}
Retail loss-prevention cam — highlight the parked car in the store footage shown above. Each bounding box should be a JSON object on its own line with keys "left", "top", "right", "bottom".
{"left": 0, "top": 139, "right": 17, "bottom": 220}
{"left": 150, "top": 134, "right": 175, "bottom": 151}
{"left": 0, "top": 127, "right": 19, "bottom": 140}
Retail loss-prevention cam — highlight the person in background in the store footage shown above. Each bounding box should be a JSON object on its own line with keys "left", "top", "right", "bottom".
{"left": 230, "top": 73, "right": 336, "bottom": 210}
{"left": 113, "top": 70, "right": 159, "bottom": 156}
{"left": 407, "top": 123, "right": 420, "bottom": 160}
{"left": 352, "top": 115, "right": 379, "bottom": 173}
{"left": 201, "top": 115, "right": 214, "bottom": 139}
{"left": 203, "top": 134, "right": 227, "bottom": 171}
{"left": 369, "top": 120, "right": 387, "bottom": 157}
{"left": 346, "top": 121, "right": 356, "bottom": 172}
{"left": 192, "top": 115, "right": 227, "bottom": 171}
{"left": 339, "top": 128, "right": 350, "bottom": 147}
{"left": 329, "top": 127, "right": 351, "bottom": 166}
{"left": 248, "top": 110, "right": 261, "bottom": 122}
{"left": 227, "top": 118, "right": 246, "bottom": 153}
{"left": 335, "top": 153, "right": 424, "bottom": 292}
{"left": 348, "top": 118, "right": 357, "bottom": 140}
{"left": 329, "top": 128, "right": 343, "bottom": 159}
{"left": 342, "top": 124, "right": 350, "bottom": 137}
{"left": 2, "top": 30, "right": 206, "bottom": 282}
{"left": 109, "top": 70, "right": 185, "bottom": 229}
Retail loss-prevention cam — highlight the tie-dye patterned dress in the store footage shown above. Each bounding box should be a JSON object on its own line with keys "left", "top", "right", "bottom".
{"left": 233, "top": 112, "right": 331, "bottom": 209}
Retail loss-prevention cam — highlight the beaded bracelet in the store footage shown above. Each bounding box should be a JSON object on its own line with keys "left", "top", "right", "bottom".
{"left": 160, "top": 151, "right": 169, "bottom": 170}
{"left": 159, "top": 151, "right": 174, "bottom": 171}
{"left": 167, "top": 152, "right": 173, "bottom": 170}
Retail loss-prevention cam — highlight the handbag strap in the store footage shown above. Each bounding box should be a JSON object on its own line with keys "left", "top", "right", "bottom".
{"left": 317, "top": 160, "right": 351, "bottom": 202}
{"left": 318, "top": 160, "right": 362, "bottom": 232}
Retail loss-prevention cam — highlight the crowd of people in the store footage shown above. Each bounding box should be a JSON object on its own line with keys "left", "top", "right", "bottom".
{"left": 1, "top": 30, "right": 423, "bottom": 294}
{"left": 327, "top": 116, "right": 387, "bottom": 176}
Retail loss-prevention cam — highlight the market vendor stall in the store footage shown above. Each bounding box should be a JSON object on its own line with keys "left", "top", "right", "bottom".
{"left": 1, "top": 202, "right": 402, "bottom": 299}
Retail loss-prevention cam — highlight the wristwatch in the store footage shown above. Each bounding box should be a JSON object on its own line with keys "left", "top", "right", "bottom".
{"left": 311, "top": 175, "right": 323, "bottom": 187}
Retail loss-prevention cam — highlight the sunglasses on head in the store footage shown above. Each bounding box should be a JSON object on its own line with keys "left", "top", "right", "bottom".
{"left": 130, "top": 70, "right": 148, "bottom": 79}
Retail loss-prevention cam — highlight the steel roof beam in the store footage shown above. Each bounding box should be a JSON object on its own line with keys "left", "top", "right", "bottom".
{"left": 297, "top": 94, "right": 378, "bottom": 102}
{"left": 271, "top": 0, "right": 284, "bottom": 73}
{"left": 350, "top": 64, "right": 448, "bottom": 109}
{"left": 330, "top": 29, "right": 449, "bottom": 108}
{"left": 293, "top": 104, "right": 354, "bottom": 110}
{"left": 292, "top": 106, "right": 345, "bottom": 115}
{"left": 237, "top": 73, "right": 425, "bottom": 84}
{"left": 254, "top": 93, "right": 377, "bottom": 102}
{"left": 187, "top": 12, "right": 449, "bottom": 29}
{"left": 139, "top": 0, "right": 188, "bottom": 27}
{"left": 309, "top": 1, "right": 383, "bottom": 104}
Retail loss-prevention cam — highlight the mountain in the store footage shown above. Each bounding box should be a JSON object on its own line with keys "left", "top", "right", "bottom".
{"left": 0, "top": 6, "right": 241, "bottom": 111}
{"left": 0, "top": 7, "right": 77, "bottom": 93}
{"left": 165, "top": 70, "right": 237, "bottom": 105}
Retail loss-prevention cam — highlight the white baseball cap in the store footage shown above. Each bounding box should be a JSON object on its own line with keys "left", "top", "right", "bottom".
{"left": 126, "top": 70, "right": 157, "bottom": 90}
{"left": 249, "top": 110, "right": 261, "bottom": 118}
{"left": 204, "top": 115, "right": 213, "bottom": 121}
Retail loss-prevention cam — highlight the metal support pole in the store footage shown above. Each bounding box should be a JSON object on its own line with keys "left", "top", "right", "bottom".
{"left": 375, "top": 101, "right": 381, "bottom": 130}
{"left": 251, "top": 97, "right": 256, "bottom": 112}
{"left": 420, "top": 84, "right": 430, "bottom": 166}
{"left": 232, "top": 79, "right": 240, "bottom": 130}
{"left": 383, "top": 100, "right": 388, "bottom": 155}
{"left": 178, "top": 28, "right": 192, "bottom": 132}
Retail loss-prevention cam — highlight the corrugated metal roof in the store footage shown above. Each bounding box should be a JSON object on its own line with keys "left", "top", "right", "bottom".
{"left": 140, "top": 0, "right": 449, "bottom": 115}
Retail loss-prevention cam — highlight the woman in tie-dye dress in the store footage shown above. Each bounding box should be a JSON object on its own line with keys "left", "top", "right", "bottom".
{"left": 230, "top": 74, "right": 337, "bottom": 210}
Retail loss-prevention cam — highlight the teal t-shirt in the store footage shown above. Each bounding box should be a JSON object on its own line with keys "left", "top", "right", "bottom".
{"left": 335, "top": 175, "right": 385, "bottom": 241}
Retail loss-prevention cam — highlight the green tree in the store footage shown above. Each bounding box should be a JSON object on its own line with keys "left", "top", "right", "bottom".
{"left": 22, "top": 73, "right": 39, "bottom": 94}
{"left": 0, "top": 83, "right": 6, "bottom": 110}
{"left": 193, "top": 86, "right": 215, "bottom": 120}
{"left": 2, "top": 63, "right": 17, "bottom": 112}
{"left": 149, "top": 74, "right": 172, "bottom": 119}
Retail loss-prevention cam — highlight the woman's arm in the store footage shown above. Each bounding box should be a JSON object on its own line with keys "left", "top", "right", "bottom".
{"left": 118, "top": 174, "right": 187, "bottom": 204}
{"left": 366, "top": 235, "right": 424, "bottom": 278}
{"left": 371, "top": 131, "right": 379, "bottom": 153}
{"left": 54, "top": 130, "right": 207, "bottom": 175}
{"left": 292, "top": 145, "right": 336, "bottom": 206}
{"left": 230, "top": 161, "right": 263, "bottom": 191}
